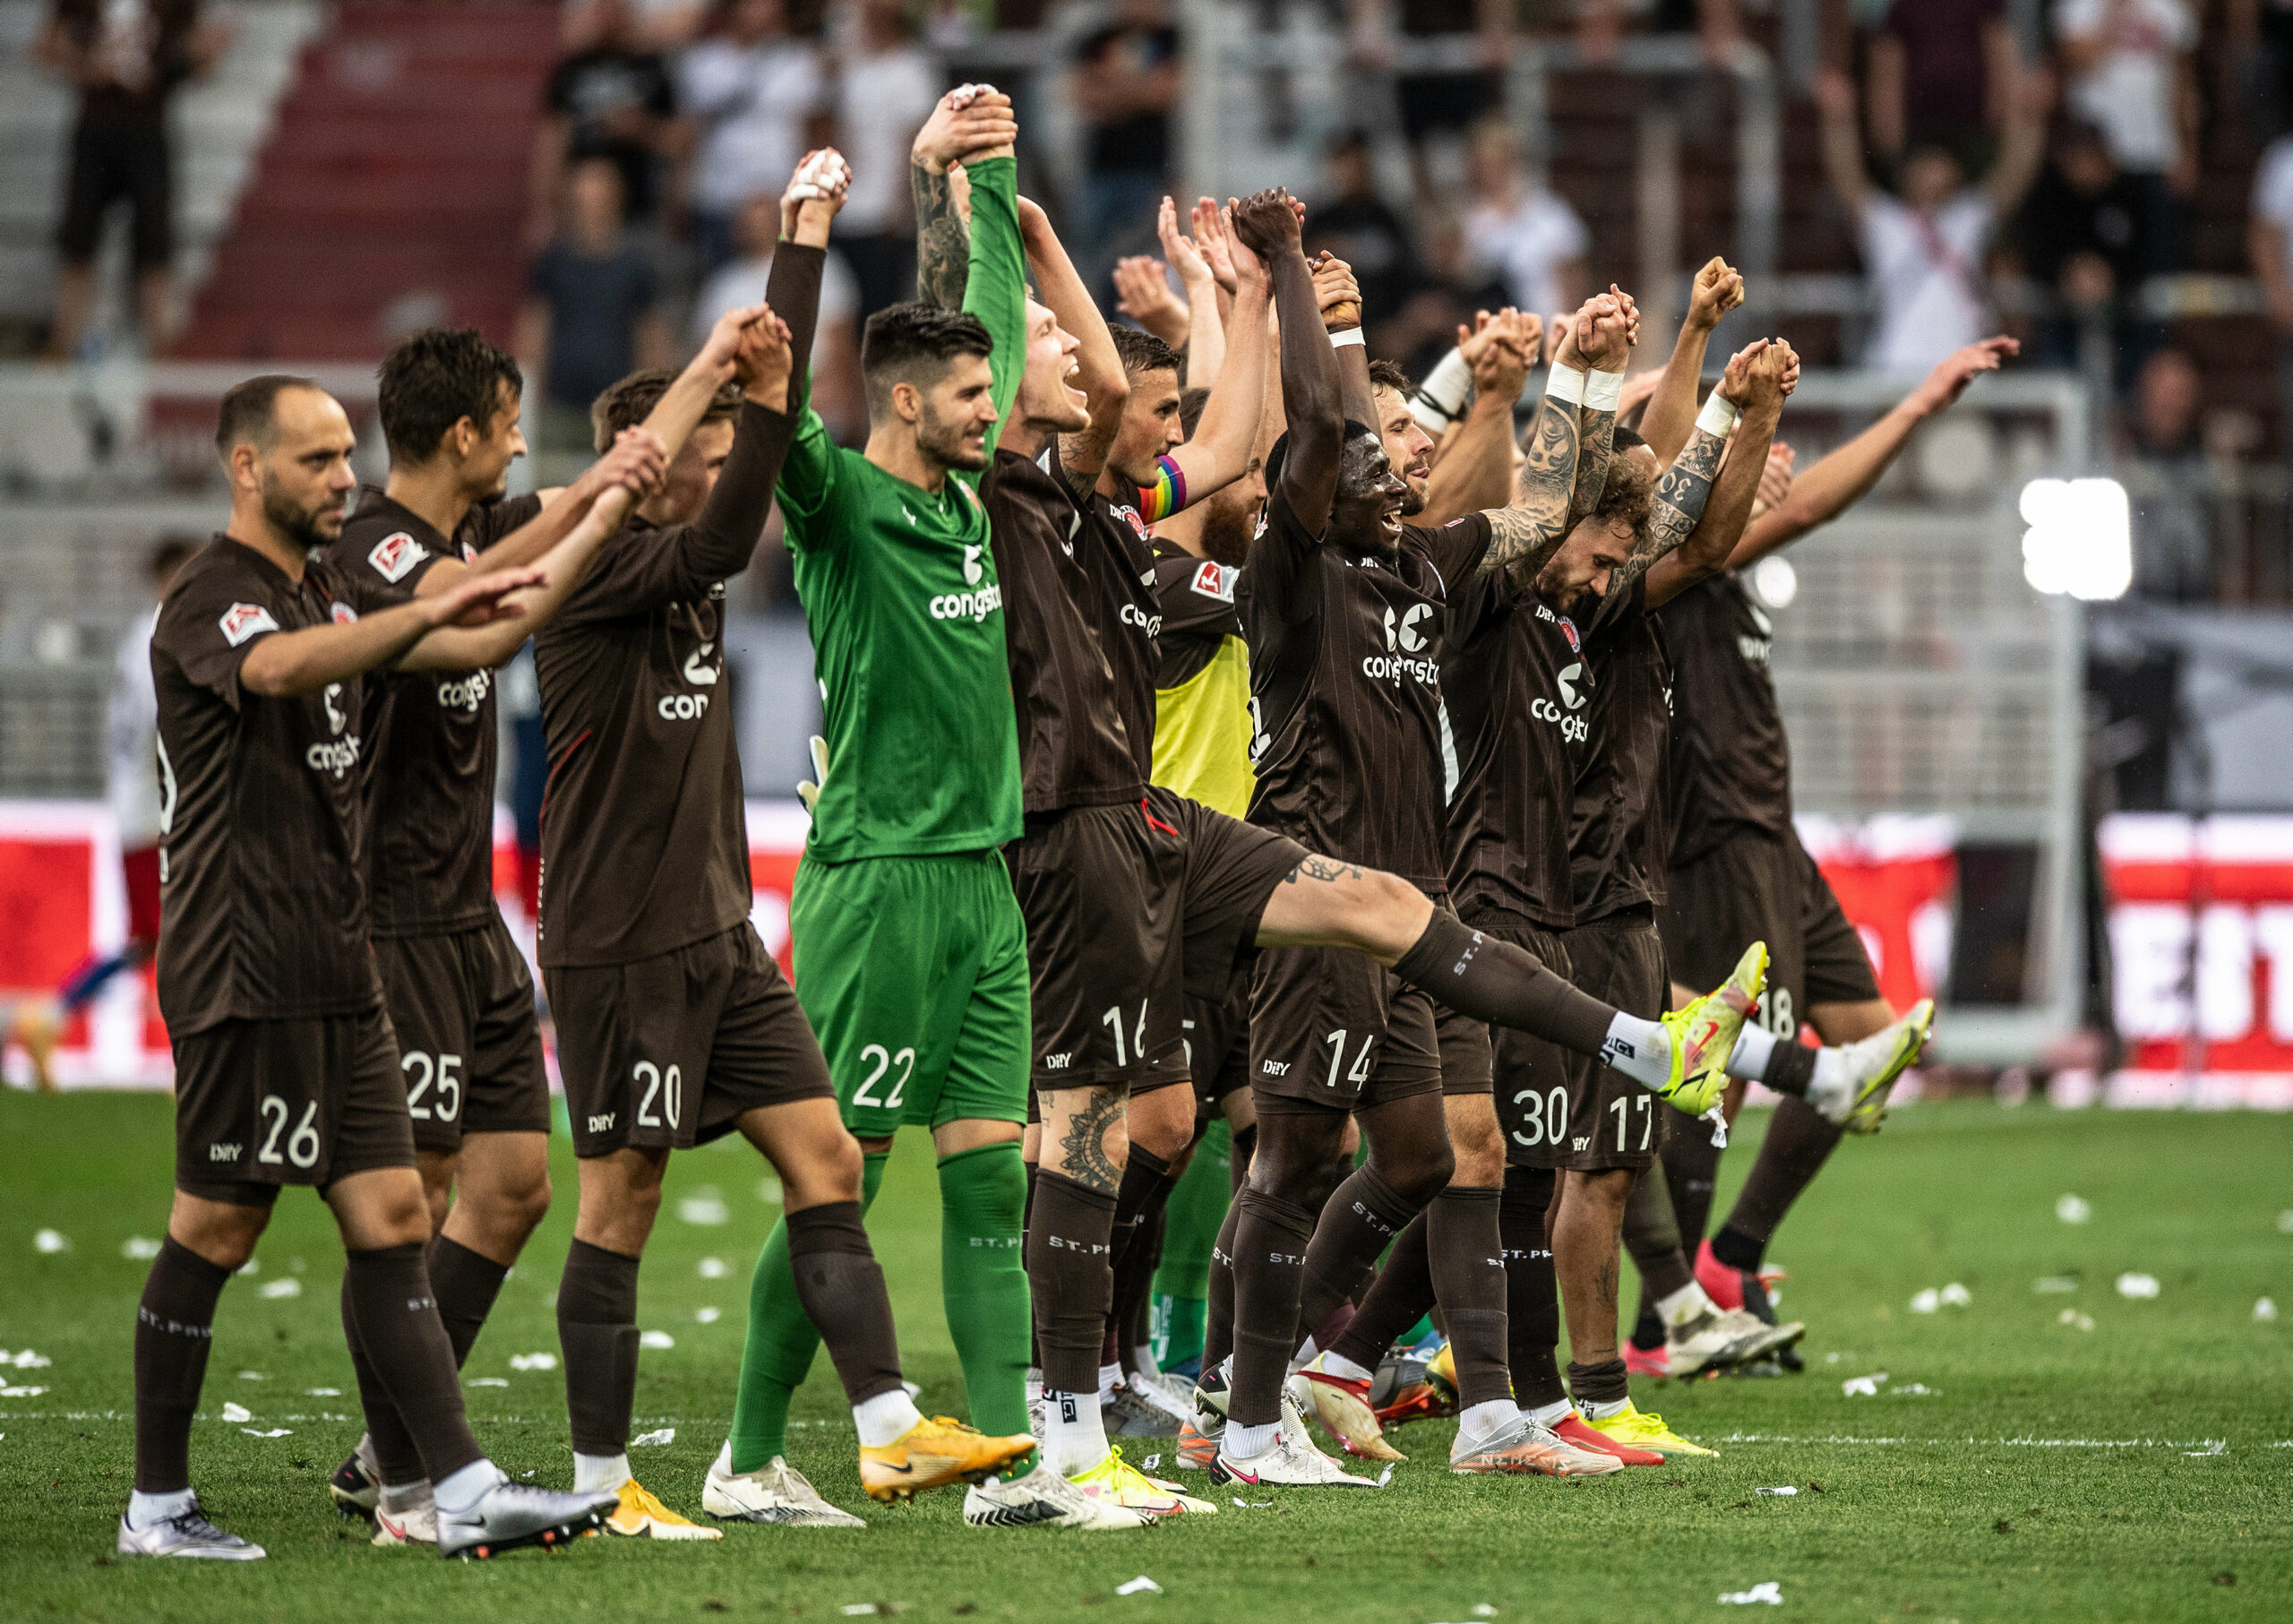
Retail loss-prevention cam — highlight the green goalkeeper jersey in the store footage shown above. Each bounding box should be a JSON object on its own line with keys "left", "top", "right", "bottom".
{"left": 781, "top": 153, "right": 1026, "bottom": 863}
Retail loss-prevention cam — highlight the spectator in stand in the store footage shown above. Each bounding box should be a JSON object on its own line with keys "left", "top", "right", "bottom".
{"left": 2053, "top": 0, "right": 2199, "bottom": 271}
{"left": 691, "top": 189, "right": 863, "bottom": 440}
{"left": 36, "top": 0, "right": 232, "bottom": 359}
{"left": 1867, "top": 0, "right": 2016, "bottom": 171}
{"left": 2122, "top": 346, "right": 2215, "bottom": 602}
{"left": 2017, "top": 118, "right": 2163, "bottom": 375}
{"left": 2245, "top": 130, "right": 2293, "bottom": 464}
{"left": 1576, "top": 0, "right": 1741, "bottom": 69}
{"left": 1348, "top": 0, "right": 1513, "bottom": 193}
{"left": 1305, "top": 129, "right": 1421, "bottom": 333}
{"left": 1073, "top": 0, "right": 1182, "bottom": 277}
{"left": 1814, "top": 63, "right": 2047, "bottom": 373}
{"left": 532, "top": 0, "right": 679, "bottom": 249}
{"left": 1460, "top": 117, "right": 1587, "bottom": 324}
{"left": 829, "top": 0, "right": 940, "bottom": 322}
{"left": 516, "top": 157, "right": 674, "bottom": 471}
{"left": 680, "top": 0, "right": 828, "bottom": 274}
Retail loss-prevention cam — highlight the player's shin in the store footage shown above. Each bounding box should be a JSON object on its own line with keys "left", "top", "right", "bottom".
{"left": 1427, "top": 1187, "right": 1514, "bottom": 1444}
{"left": 556, "top": 1237, "right": 643, "bottom": 1490}
{"left": 1499, "top": 1166, "right": 1568, "bottom": 1418}
{"left": 1026, "top": 1168, "right": 1119, "bottom": 1473}
{"left": 938, "top": 1141, "right": 1034, "bottom": 1439}
{"left": 341, "top": 1243, "right": 486, "bottom": 1487}
{"left": 1224, "top": 1185, "right": 1318, "bottom": 1444}
{"left": 133, "top": 1236, "right": 233, "bottom": 1497}
{"left": 1391, "top": 909, "right": 1619, "bottom": 1055}
{"left": 784, "top": 1201, "right": 915, "bottom": 1440}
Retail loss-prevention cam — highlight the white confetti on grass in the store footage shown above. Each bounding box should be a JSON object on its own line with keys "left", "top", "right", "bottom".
{"left": 240, "top": 1427, "right": 291, "bottom": 1438}
{"left": 1842, "top": 1373, "right": 1888, "bottom": 1396}
{"left": 640, "top": 1330, "right": 675, "bottom": 1350}
{"left": 2277, "top": 1211, "right": 2293, "bottom": 1234}
{"left": 632, "top": 1427, "right": 675, "bottom": 1446}
{"left": 467, "top": 1378, "right": 508, "bottom": 1388}
{"left": 698, "top": 1257, "right": 730, "bottom": 1279}
{"left": 1939, "top": 1283, "right": 1971, "bottom": 1308}
{"left": 121, "top": 1236, "right": 160, "bottom": 1260}
{"left": 2255, "top": 1298, "right": 2278, "bottom": 1322}
{"left": 0, "top": 1387, "right": 47, "bottom": 1398}
{"left": 257, "top": 1276, "right": 302, "bottom": 1300}
{"left": 9, "top": 1351, "right": 51, "bottom": 1370}
{"left": 676, "top": 1189, "right": 731, "bottom": 1226}
{"left": 2056, "top": 1194, "right": 2091, "bottom": 1224}
{"left": 305, "top": 1388, "right": 340, "bottom": 1396}
{"left": 1754, "top": 1486, "right": 1798, "bottom": 1496}
{"left": 1909, "top": 1289, "right": 1938, "bottom": 1314}
{"left": 220, "top": 1402, "right": 252, "bottom": 1422}
{"left": 509, "top": 1353, "right": 558, "bottom": 1372}
{"left": 2058, "top": 1309, "right": 2096, "bottom": 1332}
{"left": 1718, "top": 1582, "right": 1782, "bottom": 1606}
{"left": 1114, "top": 1577, "right": 1162, "bottom": 1596}
{"left": 2116, "top": 1273, "right": 2160, "bottom": 1300}
{"left": 34, "top": 1228, "right": 70, "bottom": 1253}
{"left": 694, "top": 1307, "right": 721, "bottom": 1325}
{"left": 2034, "top": 1276, "right": 2079, "bottom": 1293}
{"left": 758, "top": 1177, "right": 784, "bottom": 1205}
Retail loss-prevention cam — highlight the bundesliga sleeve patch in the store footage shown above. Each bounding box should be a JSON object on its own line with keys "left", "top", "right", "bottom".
{"left": 366, "top": 530, "right": 430, "bottom": 583}
{"left": 1189, "top": 561, "right": 1238, "bottom": 602}
{"left": 217, "top": 602, "right": 279, "bottom": 646}
{"left": 331, "top": 601, "right": 358, "bottom": 624}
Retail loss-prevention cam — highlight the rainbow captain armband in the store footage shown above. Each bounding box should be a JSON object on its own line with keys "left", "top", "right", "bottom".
{"left": 1138, "top": 455, "right": 1188, "bottom": 524}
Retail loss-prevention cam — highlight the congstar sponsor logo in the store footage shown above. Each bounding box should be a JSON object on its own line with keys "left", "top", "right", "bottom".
{"left": 436, "top": 669, "right": 490, "bottom": 712}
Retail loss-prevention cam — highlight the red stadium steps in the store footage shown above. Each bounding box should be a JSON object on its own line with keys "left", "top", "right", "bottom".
{"left": 176, "top": 1, "right": 558, "bottom": 362}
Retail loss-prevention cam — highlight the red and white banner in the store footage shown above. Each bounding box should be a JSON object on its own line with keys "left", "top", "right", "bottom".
{"left": 0, "top": 799, "right": 814, "bottom": 1089}
{"left": 2085, "top": 813, "right": 2293, "bottom": 1107}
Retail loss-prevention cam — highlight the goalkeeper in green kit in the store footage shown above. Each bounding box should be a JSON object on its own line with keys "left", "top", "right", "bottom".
{"left": 707, "top": 87, "right": 1139, "bottom": 1532}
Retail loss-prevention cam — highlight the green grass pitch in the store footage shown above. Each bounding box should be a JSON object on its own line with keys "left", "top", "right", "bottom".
{"left": 2, "top": 1091, "right": 2289, "bottom": 1622}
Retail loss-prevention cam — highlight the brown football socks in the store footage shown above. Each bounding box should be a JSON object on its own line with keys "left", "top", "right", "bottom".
{"left": 1295, "top": 1163, "right": 1419, "bottom": 1338}
{"left": 133, "top": 1236, "right": 232, "bottom": 1493}
{"left": 343, "top": 1273, "right": 424, "bottom": 1485}
{"left": 1621, "top": 1162, "right": 1696, "bottom": 1302}
{"left": 1499, "top": 1165, "right": 1567, "bottom": 1410}
{"left": 1393, "top": 911, "right": 1618, "bottom": 1056}
{"left": 1567, "top": 1355, "right": 1629, "bottom": 1411}
{"left": 784, "top": 1201, "right": 906, "bottom": 1406}
{"left": 1426, "top": 1186, "right": 1510, "bottom": 1409}
{"left": 1104, "top": 1146, "right": 1177, "bottom": 1356}
{"left": 1717, "top": 1095, "right": 1844, "bottom": 1260}
{"left": 1327, "top": 1209, "right": 1435, "bottom": 1374}
{"left": 1658, "top": 1115, "right": 1725, "bottom": 1250}
{"left": 1026, "top": 1169, "right": 1117, "bottom": 1397}
{"left": 1202, "top": 1197, "right": 1242, "bottom": 1376}
{"left": 557, "top": 1236, "right": 642, "bottom": 1456}
{"left": 426, "top": 1235, "right": 510, "bottom": 1369}
{"left": 342, "top": 1242, "right": 484, "bottom": 1482}
{"left": 1227, "top": 1185, "right": 1318, "bottom": 1428}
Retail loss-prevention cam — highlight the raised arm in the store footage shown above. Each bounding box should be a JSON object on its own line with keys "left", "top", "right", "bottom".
{"left": 1640, "top": 256, "right": 1742, "bottom": 464}
{"left": 911, "top": 85, "right": 1017, "bottom": 309}
{"left": 1158, "top": 250, "right": 1270, "bottom": 505}
{"left": 1314, "top": 251, "right": 1376, "bottom": 430}
{"left": 1727, "top": 335, "right": 2016, "bottom": 567}
{"left": 1812, "top": 66, "right": 1872, "bottom": 220}
{"left": 1983, "top": 62, "right": 2049, "bottom": 220}
{"left": 1021, "top": 193, "right": 1131, "bottom": 492}
{"left": 1160, "top": 195, "right": 1226, "bottom": 386}
{"left": 958, "top": 136, "right": 1026, "bottom": 455}
{"left": 1559, "top": 286, "right": 1636, "bottom": 534}
{"left": 1235, "top": 189, "right": 1341, "bottom": 530}
{"left": 1641, "top": 344, "right": 1791, "bottom": 608}
{"left": 1476, "top": 292, "right": 1624, "bottom": 586}
{"left": 1418, "top": 308, "right": 1538, "bottom": 525}
{"left": 1606, "top": 338, "right": 1790, "bottom": 612}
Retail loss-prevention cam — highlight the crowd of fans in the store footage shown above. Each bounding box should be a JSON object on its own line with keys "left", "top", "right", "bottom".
{"left": 29, "top": 0, "right": 2293, "bottom": 602}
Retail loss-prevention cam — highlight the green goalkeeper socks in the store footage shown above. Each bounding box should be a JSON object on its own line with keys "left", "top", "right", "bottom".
{"left": 727, "top": 1150, "right": 889, "bottom": 1474}
{"left": 935, "top": 1139, "right": 1033, "bottom": 1439}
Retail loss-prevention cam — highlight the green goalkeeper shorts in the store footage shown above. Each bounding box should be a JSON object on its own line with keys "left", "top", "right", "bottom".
{"left": 788, "top": 846, "right": 1032, "bottom": 1139}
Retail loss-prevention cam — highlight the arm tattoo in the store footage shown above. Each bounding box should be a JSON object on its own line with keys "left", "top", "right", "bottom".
{"left": 1605, "top": 425, "right": 1727, "bottom": 601}
{"left": 1481, "top": 398, "right": 1582, "bottom": 587}
{"left": 1282, "top": 854, "right": 1366, "bottom": 885}
{"left": 912, "top": 159, "right": 969, "bottom": 309}
{"left": 1057, "top": 1086, "right": 1127, "bottom": 1196}
{"left": 1565, "top": 406, "right": 1617, "bottom": 531}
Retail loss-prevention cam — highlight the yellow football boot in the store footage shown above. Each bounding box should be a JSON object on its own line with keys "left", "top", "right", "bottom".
{"left": 860, "top": 1415, "right": 1036, "bottom": 1503}
{"left": 604, "top": 1477, "right": 723, "bottom": 1539}
{"left": 1581, "top": 1401, "right": 1717, "bottom": 1457}
{"left": 1070, "top": 1446, "right": 1218, "bottom": 1514}
{"left": 1659, "top": 942, "right": 1766, "bottom": 1114}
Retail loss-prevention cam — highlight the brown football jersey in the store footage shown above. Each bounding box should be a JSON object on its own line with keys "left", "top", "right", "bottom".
{"left": 1658, "top": 570, "right": 1792, "bottom": 868}
{"left": 150, "top": 537, "right": 395, "bottom": 1033}
{"left": 1240, "top": 494, "right": 1486, "bottom": 891}
{"left": 532, "top": 401, "right": 794, "bottom": 968}
{"left": 1078, "top": 486, "right": 1166, "bottom": 782}
{"left": 325, "top": 487, "right": 542, "bottom": 936}
{"left": 1440, "top": 548, "right": 1590, "bottom": 932}
{"left": 985, "top": 448, "right": 1142, "bottom": 814}
{"left": 1568, "top": 578, "right": 1671, "bottom": 919}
